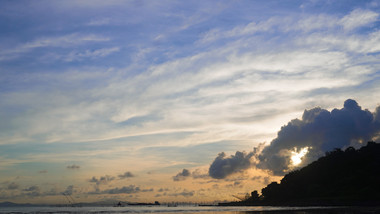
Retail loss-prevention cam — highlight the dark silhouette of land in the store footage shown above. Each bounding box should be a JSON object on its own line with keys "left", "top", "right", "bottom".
{"left": 220, "top": 141, "right": 380, "bottom": 206}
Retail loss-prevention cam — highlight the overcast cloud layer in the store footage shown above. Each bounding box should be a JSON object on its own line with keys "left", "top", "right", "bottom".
{"left": 1, "top": 0, "right": 380, "bottom": 203}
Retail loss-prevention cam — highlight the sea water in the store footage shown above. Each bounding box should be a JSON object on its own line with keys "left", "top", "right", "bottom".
{"left": 0, "top": 205, "right": 365, "bottom": 214}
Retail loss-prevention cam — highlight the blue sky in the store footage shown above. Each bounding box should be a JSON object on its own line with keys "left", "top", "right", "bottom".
{"left": 1, "top": 0, "right": 380, "bottom": 204}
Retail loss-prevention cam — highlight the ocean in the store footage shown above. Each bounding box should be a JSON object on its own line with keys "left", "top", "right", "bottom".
{"left": 0, "top": 205, "right": 377, "bottom": 214}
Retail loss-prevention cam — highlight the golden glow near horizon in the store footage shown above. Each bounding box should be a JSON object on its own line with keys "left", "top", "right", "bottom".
{"left": 291, "top": 147, "right": 310, "bottom": 166}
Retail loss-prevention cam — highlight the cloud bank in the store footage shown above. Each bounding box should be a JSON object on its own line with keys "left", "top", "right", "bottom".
{"left": 209, "top": 99, "right": 380, "bottom": 178}
{"left": 89, "top": 185, "right": 153, "bottom": 195}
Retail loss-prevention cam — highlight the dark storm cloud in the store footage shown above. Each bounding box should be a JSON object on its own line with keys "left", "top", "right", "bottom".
{"left": 209, "top": 99, "right": 380, "bottom": 178}
{"left": 67, "top": 164, "right": 80, "bottom": 169}
{"left": 118, "top": 171, "right": 135, "bottom": 179}
{"left": 172, "top": 169, "right": 191, "bottom": 181}
{"left": 208, "top": 151, "right": 254, "bottom": 179}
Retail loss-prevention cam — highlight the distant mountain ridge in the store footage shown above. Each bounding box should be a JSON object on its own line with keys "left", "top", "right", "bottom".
{"left": 221, "top": 141, "right": 380, "bottom": 206}
{"left": 0, "top": 200, "right": 127, "bottom": 207}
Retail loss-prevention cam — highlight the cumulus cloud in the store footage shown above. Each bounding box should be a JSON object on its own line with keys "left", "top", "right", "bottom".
{"left": 257, "top": 99, "right": 380, "bottom": 175}
{"left": 118, "top": 171, "right": 135, "bottom": 179}
{"left": 67, "top": 164, "right": 80, "bottom": 170}
{"left": 172, "top": 169, "right": 191, "bottom": 181}
{"left": 173, "top": 168, "right": 210, "bottom": 181}
{"left": 209, "top": 99, "right": 380, "bottom": 178}
{"left": 208, "top": 151, "right": 254, "bottom": 179}
{"left": 88, "top": 175, "right": 115, "bottom": 185}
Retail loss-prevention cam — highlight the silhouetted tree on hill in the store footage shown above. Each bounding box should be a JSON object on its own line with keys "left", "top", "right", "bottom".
{"left": 221, "top": 141, "right": 380, "bottom": 206}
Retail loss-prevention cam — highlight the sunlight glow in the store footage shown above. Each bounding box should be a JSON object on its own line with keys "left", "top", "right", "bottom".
{"left": 291, "top": 147, "right": 310, "bottom": 166}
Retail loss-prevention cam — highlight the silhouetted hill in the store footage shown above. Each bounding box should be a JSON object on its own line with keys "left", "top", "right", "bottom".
{"left": 220, "top": 141, "right": 380, "bottom": 206}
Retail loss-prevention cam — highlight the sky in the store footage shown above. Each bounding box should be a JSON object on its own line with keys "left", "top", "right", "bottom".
{"left": 1, "top": 0, "right": 380, "bottom": 204}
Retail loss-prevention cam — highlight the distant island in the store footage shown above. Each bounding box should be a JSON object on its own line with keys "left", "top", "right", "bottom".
{"left": 220, "top": 141, "right": 380, "bottom": 206}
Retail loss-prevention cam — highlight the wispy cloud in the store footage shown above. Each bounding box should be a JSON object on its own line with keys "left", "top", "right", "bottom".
{"left": 1, "top": 0, "right": 380, "bottom": 203}
{"left": 87, "top": 17, "right": 112, "bottom": 26}
{"left": 339, "top": 9, "right": 379, "bottom": 31}
{"left": 61, "top": 47, "right": 120, "bottom": 62}
{"left": 0, "top": 34, "right": 110, "bottom": 61}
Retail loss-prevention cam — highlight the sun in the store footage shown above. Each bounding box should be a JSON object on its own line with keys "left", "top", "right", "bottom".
{"left": 291, "top": 147, "right": 310, "bottom": 166}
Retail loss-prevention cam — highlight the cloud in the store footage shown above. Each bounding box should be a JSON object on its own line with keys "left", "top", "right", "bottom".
{"left": 172, "top": 168, "right": 210, "bottom": 181}
{"left": 208, "top": 99, "right": 380, "bottom": 178}
{"left": 23, "top": 186, "right": 41, "bottom": 197}
{"left": 169, "top": 189, "right": 194, "bottom": 197}
{"left": 23, "top": 186, "right": 40, "bottom": 192}
{"left": 67, "top": 164, "right": 80, "bottom": 169}
{"left": 191, "top": 168, "right": 209, "bottom": 179}
{"left": 7, "top": 182, "right": 19, "bottom": 190}
{"left": 62, "top": 47, "right": 120, "bottom": 62}
{"left": 118, "top": 171, "right": 135, "bottom": 179}
{"left": 0, "top": 33, "right": 110, "bottom": 61}
{"left": 257, "top": 99, "right": 380, "bottom": 175}
{"left": 87, "top": 17, "right": 112, "bottom": 26}
{"left": 339, "top": 9, "right": 379, "bottom": 31}
{"left": 251, "top": 176, "right": 271, "bottom": 185}
{"left": 89, "top": 185, "right": 153, "bottom": 195}
{"left": 2, "top": 2, "right": 380, "bottom": 201}
{"left": 157, "top": 188, "right": 169, "bottom": 192}
{"left": 62, "top": 185, "right": 74, "bottom": 196}
{"left": 88, "top": 175, "right": 115, "bottom": 185}
{"left": 172, "top": 169, "right": 191, "bottom": 181}
{"left": 208, "top": 151, "right": 254, "bottom": 179}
